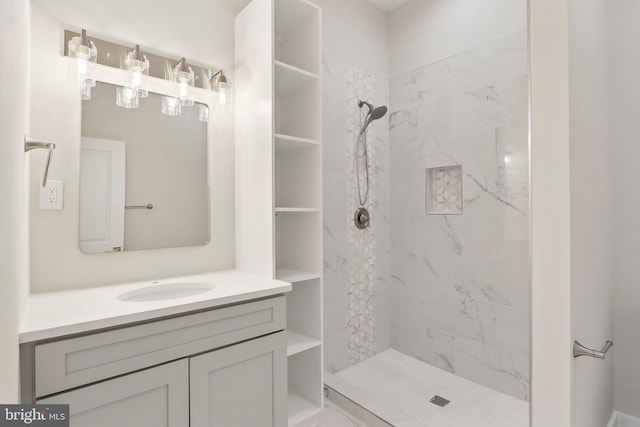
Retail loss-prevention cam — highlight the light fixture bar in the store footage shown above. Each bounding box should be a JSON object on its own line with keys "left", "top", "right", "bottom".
{"left": 63, "top": 30, "right": 218, "bottom": 89}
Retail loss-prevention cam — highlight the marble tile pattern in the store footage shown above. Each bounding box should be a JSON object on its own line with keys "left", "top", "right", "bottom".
{"left": 346, "top": 65, "right": 377, "bottom": 366}
{"left": 388, "top": 31, "right": 530, "bottom": 400}
{"left": 323, "top": 56, "right": 392, "bottom": 373}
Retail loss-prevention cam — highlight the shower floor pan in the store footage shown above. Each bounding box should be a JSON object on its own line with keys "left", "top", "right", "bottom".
{"left": 326, "top": 349, "right": 529, "bottom": 427}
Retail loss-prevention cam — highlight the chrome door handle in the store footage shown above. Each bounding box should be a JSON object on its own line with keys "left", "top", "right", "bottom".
{"left": 573, "top": 340, "right": 613, "bottom": 359}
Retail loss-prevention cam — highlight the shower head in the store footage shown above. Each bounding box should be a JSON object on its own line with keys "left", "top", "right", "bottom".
{"left": 368, "top": 105, "right": 388, "bottom": 122}
{"left": 360, "top": 104, "right": 388, "bottom": 133}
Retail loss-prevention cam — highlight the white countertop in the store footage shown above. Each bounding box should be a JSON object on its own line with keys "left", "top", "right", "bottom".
{"left": 20, "top": 270, "right": 291, "bottom": 343}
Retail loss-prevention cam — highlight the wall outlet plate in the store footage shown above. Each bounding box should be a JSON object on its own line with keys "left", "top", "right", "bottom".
{"left": 40, "top": 180, "right": 64, "bottom": 210}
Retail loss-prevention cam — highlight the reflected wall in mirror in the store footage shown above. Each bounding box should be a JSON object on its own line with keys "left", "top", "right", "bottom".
{"left": 80, "top": 81, "right": 209, "bottom": 253}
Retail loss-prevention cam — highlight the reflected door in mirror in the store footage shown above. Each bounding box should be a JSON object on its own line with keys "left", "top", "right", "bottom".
{"left": 80, "top": 137, "right": 126, "bottom": 253}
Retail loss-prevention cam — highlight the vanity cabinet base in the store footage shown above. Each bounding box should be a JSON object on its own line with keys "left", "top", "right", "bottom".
{"left": 38, "top": 359, "right": 190, "bottom": 427}
{"left": 22, "top": 296, "right": 287, "bottom": 427}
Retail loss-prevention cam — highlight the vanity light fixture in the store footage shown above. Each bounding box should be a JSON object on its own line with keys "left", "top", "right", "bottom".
{"left": 116, "top": 86, "right": 140, "bottom": 109}
{"left": 173, "top": 58, "right": 195, "bottom": 107}
{"left": 67, "top": 29, "right": 97, "bottom": 100}
{"left": 210, "top": 69, "right": 231, "bottom": 112}
{"left": 198, "top": 105, "right": 209, "bottom": 123}
{"left": 161, "top": 96, "right": 182, "bottom": 116}
{"left": 124, "top": 44, "right": 149, "bottom": 98}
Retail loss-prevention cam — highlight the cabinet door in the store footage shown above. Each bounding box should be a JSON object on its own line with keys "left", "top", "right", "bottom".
{"left": 37, "top": 359, "right": 189, "bottom": 427}
{"left": 190, "top": 331, "right": 287, "bottom": 427}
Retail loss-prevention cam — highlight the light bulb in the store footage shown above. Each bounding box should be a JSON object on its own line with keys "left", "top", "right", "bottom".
{"left": 81, "top": 82, "right": 92, "bottom": 101}
{"left": 173, "top": 59, "right": 194, "bottom": 107}
{"left": 180, "top": 81, "right": 188, "bottom": 98}
{"left": 124, "top": 47, "right": 149, "bottom": 98}
{"left": 218, "top": 89, "right": 227, "bottom": 110}
{"left": 77, "top": 57, "right": 88, "bottom": 79}
{"left": 211, "top": 72, "right": 231, "bottom": 112}
{"left": 68, "top": 31, "right": 97, "bottom": 98}
{"left": 116, "top": 86, "right": 139, "bottom": 109}
{"left": 199, "top": 105, "right": 209, "bottom": 123}
{"left": 132, "top": 69, "right": 142, "bottom": 88}
{"left": 161, "top": 96, "right": 182, "bottom": 116}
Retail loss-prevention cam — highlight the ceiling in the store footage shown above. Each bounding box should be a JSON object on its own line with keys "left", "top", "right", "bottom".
{"left": 31, "top": 0, "right": 409, "bottom": 69}
{"left": 32, "top": 0, "right": 253, "bottom": 70}
{"left": 365, "top": 0, "right": 411, "bottom": 12}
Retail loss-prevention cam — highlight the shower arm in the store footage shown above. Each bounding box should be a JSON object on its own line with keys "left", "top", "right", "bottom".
{"left": 25, "top": 136, "right": 56, "bottom": 187}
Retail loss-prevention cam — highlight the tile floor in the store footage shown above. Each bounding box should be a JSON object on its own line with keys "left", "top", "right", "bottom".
{"left": 328, "top": 349, "right": 529, "bottom": 427}
{"left": 317, "top": 403, "right": 368, "bottom": 427}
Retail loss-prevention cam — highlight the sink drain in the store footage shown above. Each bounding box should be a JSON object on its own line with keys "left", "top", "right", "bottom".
{"left": 430, "top": 395, "right": 450, "bottom": 407}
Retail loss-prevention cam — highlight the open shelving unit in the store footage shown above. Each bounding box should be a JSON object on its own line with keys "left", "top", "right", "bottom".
{"left": 274, "top": 1, "right": 323, "bottom": 425}
{"left": 235, "top": 0, "right": 323, "bottom": 425}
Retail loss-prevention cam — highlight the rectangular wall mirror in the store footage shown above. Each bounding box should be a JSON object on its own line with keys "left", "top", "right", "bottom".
{"left": 80, "top": 81, "right": 209, "bottom": 253}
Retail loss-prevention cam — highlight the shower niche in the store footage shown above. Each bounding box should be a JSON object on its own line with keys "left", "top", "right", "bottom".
{"left": 425, "top": 165, "right": 463, "bottom": 215}
{"left": 236, "top": 0, "right": 323, "bottom": 425}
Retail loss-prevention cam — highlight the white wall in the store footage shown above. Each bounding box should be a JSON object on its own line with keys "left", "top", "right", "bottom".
{"left": 313, "top": 0, "right": 389, "bottom": 79}
{"left": 609, "top": 0, "right": 640, "bottom": 419}
{"left": 389, "top": 0, "right": 526, "bottom": 77}
{"left": 530, "top": 0, "right": 573, "bottom": 425}
{"left": 568, "top": 1, "right": 614, "bottom": 426}
{"left": 29, "top": 5, "right": 234, "bottom": 292}
{"left": 0, "top": 0, "right": 30, "bottom": 401}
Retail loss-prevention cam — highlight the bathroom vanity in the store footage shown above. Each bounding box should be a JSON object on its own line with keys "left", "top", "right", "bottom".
{"left": 19, "top": 271, "right": 291, "bottom": 427}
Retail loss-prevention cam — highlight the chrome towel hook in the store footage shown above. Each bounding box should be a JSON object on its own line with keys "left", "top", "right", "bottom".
{"left": 573, "top": 340, "right": 613, "bottom": 359}
{"left": 25, "top": 136, "right": 56, "bottom": 187}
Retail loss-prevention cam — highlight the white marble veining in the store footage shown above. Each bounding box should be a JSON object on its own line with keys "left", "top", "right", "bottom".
{"left": 323, "top": 30, "right": 529, "bottom": 401}
{"left": 388, "top": 31, "right": 530, "bottom": 400}
{"left": 323, "top": 55, "right": 391, "bottom": 373}
{"left": 20, "top": 270, "right": 291, "bottom": 343}
{"left": 335, "top": 349, "right": 529, "bottom": 427}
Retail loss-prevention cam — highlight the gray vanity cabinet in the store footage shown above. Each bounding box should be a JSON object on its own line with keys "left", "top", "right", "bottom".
{"left": 190, "top": 332, "right": 287, "bottom": 427}
{"left": 23, "top": 296, "right": 287, "bottom": 427}
{"left": 38, "top": 359, "right": 190, "bottom": 427}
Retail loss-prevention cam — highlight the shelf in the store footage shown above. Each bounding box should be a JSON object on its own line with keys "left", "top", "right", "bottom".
{"left": 275, "top": 0, "right": 320, "bottom": 75}
{"left": 276, "top": 268, "right": 321, "bottom": 283}
{"left": 276, "top": 213, "right": 322, "bottom": 273}
{"left": 274, "top": 137, "right": 321, "bottom": 208}
{"left": 275, "top": 207, "right": 320, "bottom": 213}
{"left": 275, "top": 60, "right": 319, "bottom": 96}
{"left": 275, "top": 134, "right": 320, "bottom": 154}
{"left": 288, "top": 392, "right": 323, "bottom": 427}
{"left": 287, "top": 329, "right": 321, "bottom": 356}
{"left": 275, "top": 60, "right": 319, "bottom": 80}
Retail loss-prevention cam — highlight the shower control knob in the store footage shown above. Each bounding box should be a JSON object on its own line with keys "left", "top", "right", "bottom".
{"left": 354, "top": 207, "right": 370, "bottom": 230}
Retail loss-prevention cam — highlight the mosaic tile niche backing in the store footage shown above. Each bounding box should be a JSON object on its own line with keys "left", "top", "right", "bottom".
{"left": 346, "top": 65, "right": 377, "bottom": 365}
{"left": 426, "top": 165, "right": 463, "bottom": 215}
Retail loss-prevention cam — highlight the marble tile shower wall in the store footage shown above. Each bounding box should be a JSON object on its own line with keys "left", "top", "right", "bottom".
{"left": 388, "top": 31, "right": 530, "bottom": 400}
{"left": 323, "top": 55, "right": 392, "bottom": 373}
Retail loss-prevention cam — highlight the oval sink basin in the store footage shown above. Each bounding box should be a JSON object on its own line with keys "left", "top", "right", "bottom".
{"left": 117, "top": 282, "right": 215, "bottom": 302}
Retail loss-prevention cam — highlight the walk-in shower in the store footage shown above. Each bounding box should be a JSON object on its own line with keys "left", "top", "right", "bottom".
{"left": 321, "top": 1, "right": 530, "bottom": 424}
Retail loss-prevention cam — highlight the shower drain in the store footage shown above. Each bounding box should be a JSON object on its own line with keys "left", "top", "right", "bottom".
{"left": 429, "top": 395, "right": 450, "bottom": 407}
